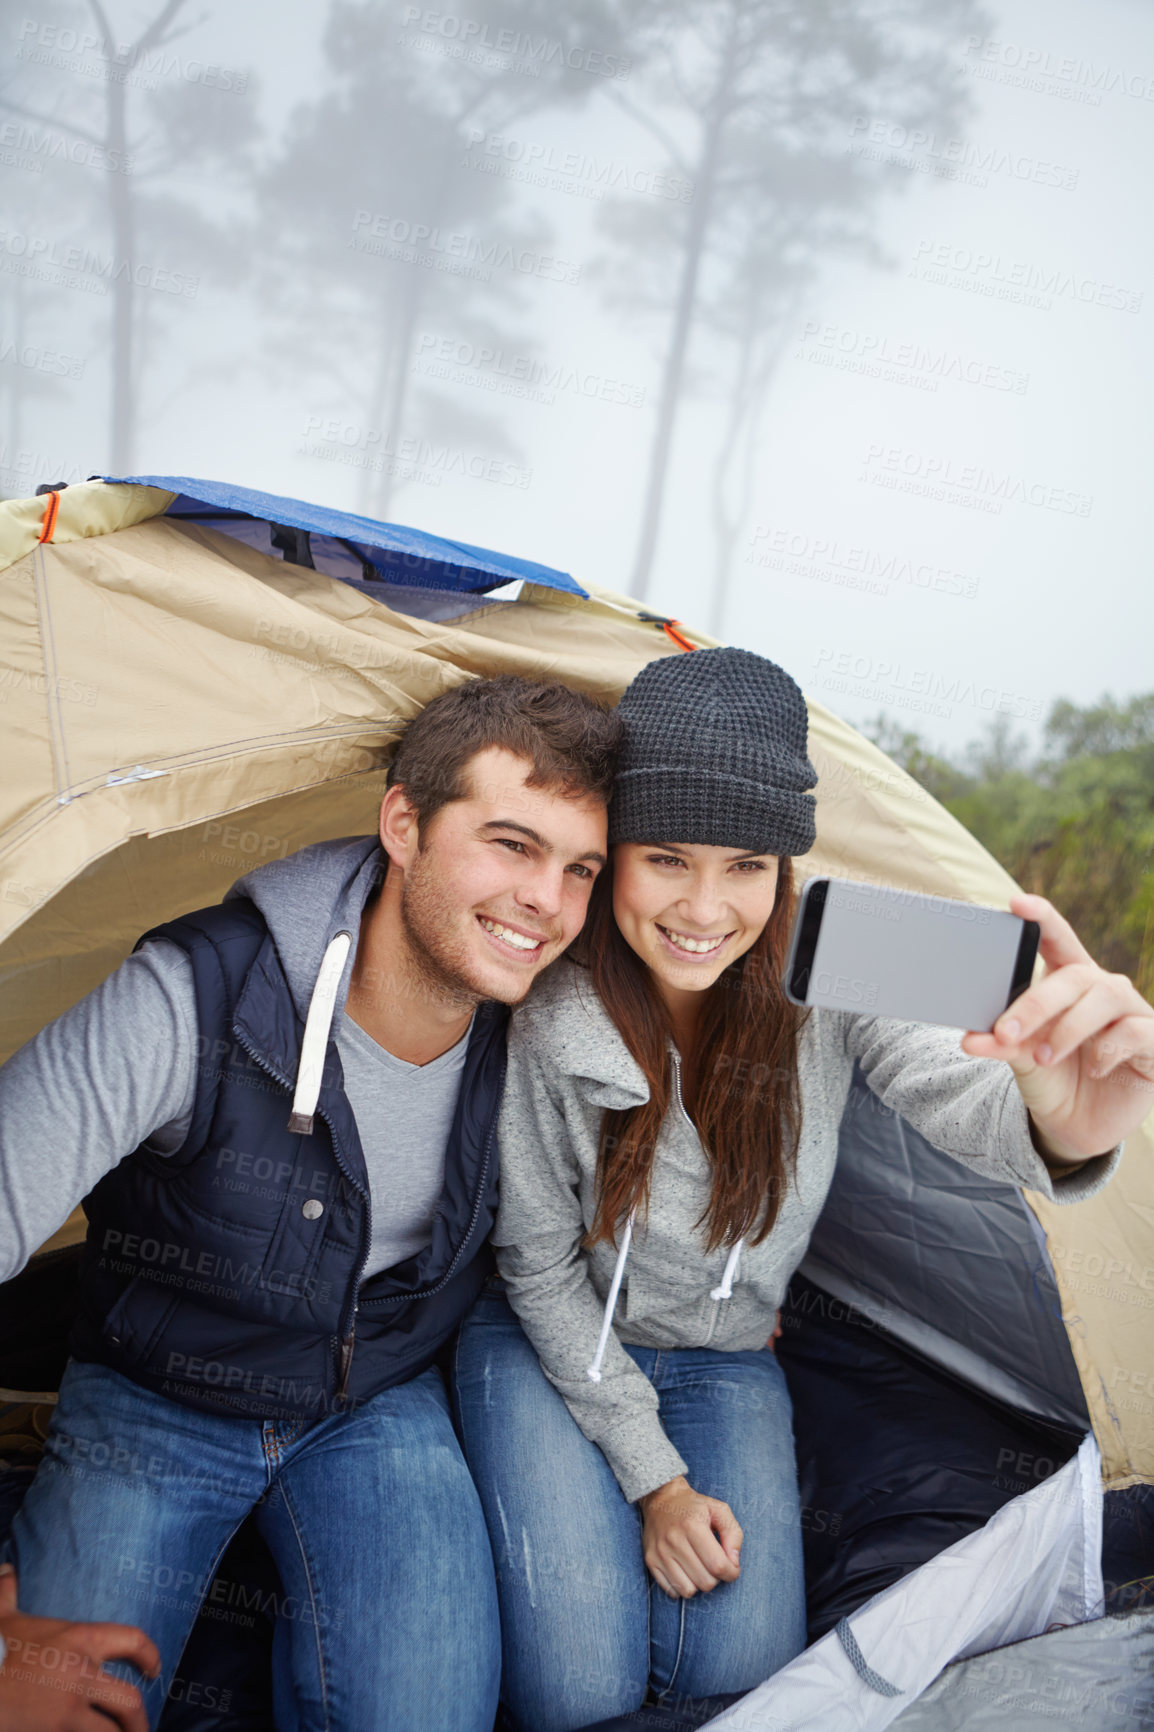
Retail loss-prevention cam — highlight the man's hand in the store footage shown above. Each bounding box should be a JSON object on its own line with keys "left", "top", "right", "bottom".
{"left": 0, "top": 1566, "right": 160, "bottom": 1731}
{"left": 638, "top": 1476, "right": 743, "bottom": 1599}
{"left": 959, "top": 894, "right": 1154, "bottom": 1166}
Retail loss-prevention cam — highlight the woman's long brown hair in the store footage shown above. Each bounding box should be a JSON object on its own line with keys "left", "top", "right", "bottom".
{"left": 584, "top": 854, "right": 808, "bottom": 1253}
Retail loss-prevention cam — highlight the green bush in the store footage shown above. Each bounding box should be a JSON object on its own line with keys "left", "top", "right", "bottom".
{"left": 862, "top": 697, "right": 1154, "bottom": 999}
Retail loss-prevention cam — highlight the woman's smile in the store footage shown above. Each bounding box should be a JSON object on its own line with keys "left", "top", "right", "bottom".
{"left": 655, "top": 923, "right": 738, "bottom": 961}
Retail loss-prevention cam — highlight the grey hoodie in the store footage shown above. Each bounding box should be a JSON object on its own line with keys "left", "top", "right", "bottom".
{"left": 493, "top": 959, "right": 1121, "bottom": 1504}
{"left": 0, "top": 837, "right": 402, "bottom": 1280}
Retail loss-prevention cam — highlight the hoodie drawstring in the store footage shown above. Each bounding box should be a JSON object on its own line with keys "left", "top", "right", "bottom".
{"left": 586, "top": 1220, "right": 746, "bottom": 1382}
{"left": 587, "top": 1210, "right": 636, "bottom": 1382}
{"left": 287, "top": 931, "right": 353, "bottom": 1135}
{"left": 710, "top": 1238, "right": 744, "bottom": 1302}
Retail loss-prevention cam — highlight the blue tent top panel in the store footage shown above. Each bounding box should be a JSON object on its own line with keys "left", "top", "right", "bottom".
{"left": 103, "top": 475, "right": 587, "bottom": 597}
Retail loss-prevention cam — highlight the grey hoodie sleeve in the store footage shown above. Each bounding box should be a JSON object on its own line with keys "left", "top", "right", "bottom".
{"left": 0, "top": 940, "right": 198, "bottom": 1281}
{"left": 845, "top": 1014, "right": 1122, "bottom": 1200}
{"left": 493, "top": 1027, "right": 690, "bottom": 1505}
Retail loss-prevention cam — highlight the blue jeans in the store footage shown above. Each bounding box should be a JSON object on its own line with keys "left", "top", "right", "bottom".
{"left": 452, "top": 1286, "right": 806, "bottom": 1732}
{"left": 6, "top": 1357, "right": 500, "bottom": 1732}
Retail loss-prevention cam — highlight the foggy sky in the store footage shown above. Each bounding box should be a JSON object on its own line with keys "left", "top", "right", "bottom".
{"left": 2, "top": 0, "right": 1150, "bottom": 758}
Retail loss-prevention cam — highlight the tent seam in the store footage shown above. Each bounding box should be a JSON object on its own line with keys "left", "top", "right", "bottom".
{"left": 31, "top": 542, "right": 73, "bottom": 806}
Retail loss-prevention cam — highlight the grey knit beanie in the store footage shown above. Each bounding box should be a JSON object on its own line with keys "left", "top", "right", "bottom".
{"left": 609, "top": 648, "right": 817, "bottom": 856}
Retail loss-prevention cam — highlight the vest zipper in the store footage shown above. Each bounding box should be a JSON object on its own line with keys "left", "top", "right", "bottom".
{"left": 233, "top": 1019, "right": 502, "bottom": 1405}
{"left": 336, "top": 1320, "right": 357, "bottom": 1403}
{"left": 232, "top": 1025, "right": 370, "bottom": 1411}
{"left": 333, "top": 1076, "right": 500, "bottom": 1402}
{"left": 335, "top": 1077, "right": 501, "bottom": 1397}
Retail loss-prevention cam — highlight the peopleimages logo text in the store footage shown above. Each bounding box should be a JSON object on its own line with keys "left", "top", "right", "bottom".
{"left": 0, "top": 229, "right": 198, "bottom": 296}
{"left": 16, "top": 18, "right": 248, "bottom": 89}
{"left": 964, "top": 35, "right": 1154, "bottom": 102}
{"left": 463, "top": 129, "right": 692, "bottom": 201}
{"left": 812, "top": 647, "right": 1044, "bottom": 722}
{"left": 399, "top": 7, "right": 630, "bottom": 78}
{"left": 350, "top": 210, "right": 581, "bottom": 285}
{"left": 860, "top": 445, "right": 1092, "bottom": 516}
{"left": 912, "top": 240, "right": 1141, "bottom": 313}
{"left": 849, "top": 117, "right": 1079, "bottom": 189}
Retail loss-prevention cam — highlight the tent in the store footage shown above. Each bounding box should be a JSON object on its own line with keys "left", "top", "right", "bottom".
{"left": 1, "top": 476, "right": 1151, "bottom": 1727}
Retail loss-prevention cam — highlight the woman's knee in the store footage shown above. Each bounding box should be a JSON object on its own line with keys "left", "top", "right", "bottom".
{"left": 456, "top": 1324, "right": 623, "bottom": 1548}
{"left": 668, "top": 1574, "right": 806, "bottom": 1700}
{"left": 453, "top": 1294, "right": 550, "bottom": 1421}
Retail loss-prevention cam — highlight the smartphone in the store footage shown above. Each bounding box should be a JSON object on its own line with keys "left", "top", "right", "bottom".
{"left": 784, "top": 876, "right": 1040, "bottom": 1031}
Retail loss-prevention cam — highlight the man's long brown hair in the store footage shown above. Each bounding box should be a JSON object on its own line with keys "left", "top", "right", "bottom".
{"left": 585, "top": 855, "right": 808, "bottom": 1253}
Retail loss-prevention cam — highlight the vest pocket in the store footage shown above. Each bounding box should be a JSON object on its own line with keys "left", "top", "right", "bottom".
{"left": 103, "top": 1275, "right": 182, "bottom": 1369}
{"left": 258, "top": 1148, "right": 333, "bottom": 1302}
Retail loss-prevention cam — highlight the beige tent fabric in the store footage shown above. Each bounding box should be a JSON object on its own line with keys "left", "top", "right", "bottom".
{"left": 0, "top": 482, "right": 1151, "bottom": 1487}
{"left": 1029, "top": 1144, "right": 1154, "bottom": 1493}
{"left": 0, "top": 480, "right": 175, "bottom": 575}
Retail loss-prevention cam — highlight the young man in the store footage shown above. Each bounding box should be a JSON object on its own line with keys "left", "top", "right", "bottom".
{"left": 0, "top": 676, "right": 621, "bottom": 1732}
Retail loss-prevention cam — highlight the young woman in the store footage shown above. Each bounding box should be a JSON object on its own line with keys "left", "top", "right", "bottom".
{"left": 453, "top": 647, "right": 1148, "bottom": 1732}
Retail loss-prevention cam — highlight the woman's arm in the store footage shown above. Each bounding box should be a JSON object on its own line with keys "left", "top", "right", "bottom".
{"left": 844, "top": 1010, "right": 1116, "bottom": 1200}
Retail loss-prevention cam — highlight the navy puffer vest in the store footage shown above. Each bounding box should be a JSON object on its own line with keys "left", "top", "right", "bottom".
{"left": 74, "top": 899, "right": 506, "bottom": 1421}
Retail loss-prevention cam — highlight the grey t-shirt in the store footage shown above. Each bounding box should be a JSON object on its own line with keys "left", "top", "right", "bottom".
{"left": 337, "top": 1010, "right": 472, "bottom": 1277}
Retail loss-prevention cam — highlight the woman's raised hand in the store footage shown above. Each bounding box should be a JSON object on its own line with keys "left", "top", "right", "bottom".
{"left": 959, "top": 893, "right": 1154, "bottom": 1162}
{"left": 638, "top": 1476, "right": 743, "bottom": 1598}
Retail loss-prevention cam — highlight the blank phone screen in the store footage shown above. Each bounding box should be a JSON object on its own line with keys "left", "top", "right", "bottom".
{"left": 805, "top": 878, "right": 1027, "bottom": 1029}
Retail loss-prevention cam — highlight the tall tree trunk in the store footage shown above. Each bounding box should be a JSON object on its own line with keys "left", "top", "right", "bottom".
{"left": 7, "top": 275, "right": 27, "bottom": 459}
{"left": 708, "top": 290, "right": 795, "bottom": 637}
{"left": 356, "top": 302, "right": 402, "bottom": 514}
{"left": 629, "top": 23, "right": 737, "bottom": 602}
{"left": 708, "top": 317, "right": 759, "bottom": 637}
{"left": 88, "top": 0, "right": 188, "bottom": 472}
{"left": 367, "top": 260, "right": 426, "bottom": 519}
{"left": 104, "top": 72, "right": 135, "bottom": 471}
{"left": 368, "top": 140, "right": 463, "bottom": 518}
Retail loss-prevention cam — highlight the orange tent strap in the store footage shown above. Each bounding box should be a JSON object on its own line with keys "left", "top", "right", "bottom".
{"left": 637, "top": 611, "right": 696, "bottom": 652}
{"left": 37, "top": 490, "right": 60, "bottom": 544}
{"left": 662, "top": 621, "right": 696, "bottom": 653}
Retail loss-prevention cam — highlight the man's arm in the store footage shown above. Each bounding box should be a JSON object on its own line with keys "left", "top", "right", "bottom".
{"left": 0, "top": 941, "right": 198, "bottom": 1281}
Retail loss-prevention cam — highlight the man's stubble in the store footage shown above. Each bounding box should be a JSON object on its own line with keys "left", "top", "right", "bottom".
{"left": 398, "top": 844, "right": 531, "bottom": 1010}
